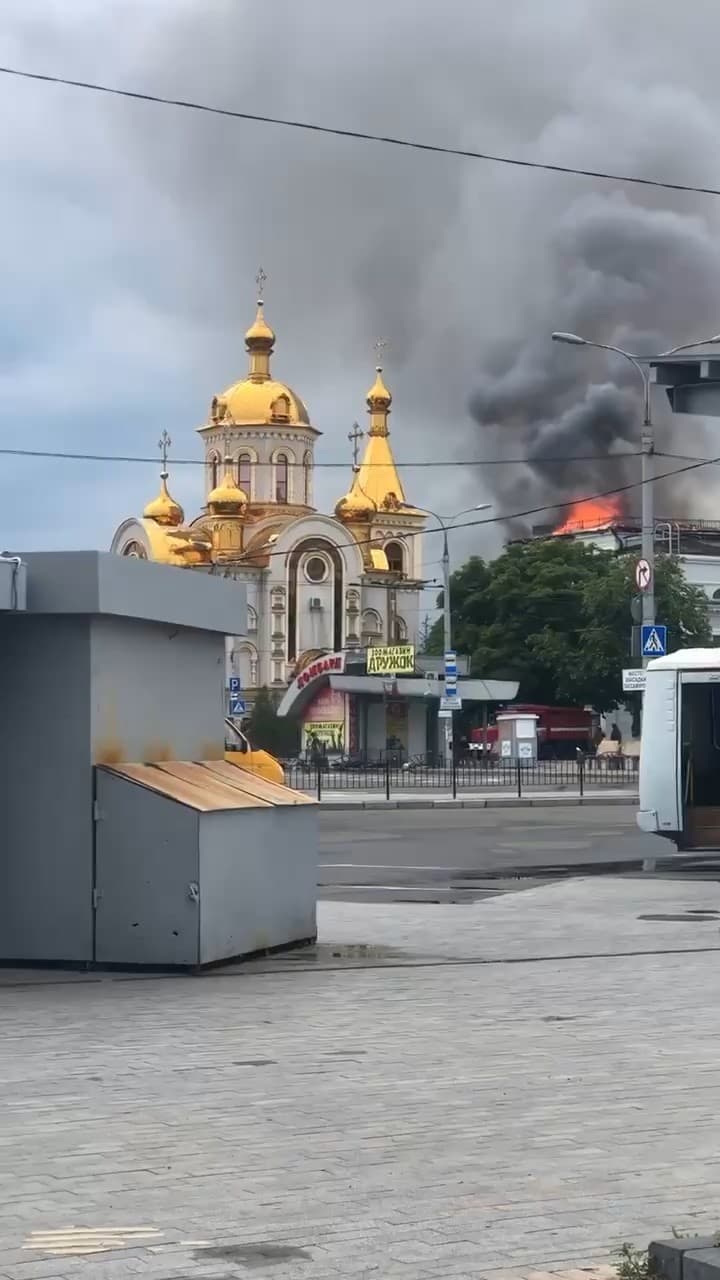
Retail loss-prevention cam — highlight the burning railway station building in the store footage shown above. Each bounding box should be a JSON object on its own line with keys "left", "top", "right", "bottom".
{"left": 523, "top": 356, "right": 720, "bottom": 640}
{"left": 529, "top": 497, "right": 720, "bottom": 640}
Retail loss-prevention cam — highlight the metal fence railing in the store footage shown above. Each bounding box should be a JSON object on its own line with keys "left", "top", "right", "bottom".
{"left": 282, "top": 755, "right": 639, "bottom": 800}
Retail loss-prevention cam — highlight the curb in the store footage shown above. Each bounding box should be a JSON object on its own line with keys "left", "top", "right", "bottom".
{"left": 318, "top": 794, "right": 638, "bottom": 811}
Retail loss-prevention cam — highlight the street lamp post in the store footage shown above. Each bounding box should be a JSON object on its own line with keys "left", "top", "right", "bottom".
{"left": 404, "top": 503, "right": 492, "bottom": 760}
{"left": 552, "top": 331, "right": 720, "bottom": 666}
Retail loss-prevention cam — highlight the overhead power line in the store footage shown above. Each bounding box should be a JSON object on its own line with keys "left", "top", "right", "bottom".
{"left": 1, "top": 65, "right": 720, "bottom": 199}
{"left": 204, "top": 451, "right": 720, "bottom": 566}
{"left": 0, "top": 444, "right": 644, "bottom": 468}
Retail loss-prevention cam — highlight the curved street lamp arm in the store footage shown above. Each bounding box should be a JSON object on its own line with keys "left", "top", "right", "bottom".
{"left": 566, "top": 338, "right": 650, "bottom": 425}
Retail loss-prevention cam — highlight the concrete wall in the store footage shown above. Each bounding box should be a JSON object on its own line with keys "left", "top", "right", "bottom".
{"left": 91, "top": 616, "right": 226, "bottom": 763}
{"left": 0, "top": 616, "right": 94, "bottom": 961}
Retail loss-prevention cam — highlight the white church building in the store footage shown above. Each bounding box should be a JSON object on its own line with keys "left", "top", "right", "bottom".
{"left": 110, "top": 290, "right": 460, "bottom": 759}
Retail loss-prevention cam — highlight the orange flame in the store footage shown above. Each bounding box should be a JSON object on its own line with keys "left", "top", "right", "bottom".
{"left": 554, "top": 496, "right": 622, "bottom": 535}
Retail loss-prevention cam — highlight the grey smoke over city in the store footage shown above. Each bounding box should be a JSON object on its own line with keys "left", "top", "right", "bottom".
{"left": 470, "top": 195, "right": 720, "bottom": 528}
{"left": 3, "top": 0, "right": 720, "bottom": 549}
{"left": 106, "top": 0, "right": 720, "bottom": 534}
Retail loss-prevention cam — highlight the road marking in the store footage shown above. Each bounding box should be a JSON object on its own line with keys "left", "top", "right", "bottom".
{"left": 321, "top": 863, "right": 480, "bottom": 871}
{"left": 320, "top": 883, "right": 506, "bottom": 894}
{"left": 24, "top": 1226, "right": 163, "bottom": 1256}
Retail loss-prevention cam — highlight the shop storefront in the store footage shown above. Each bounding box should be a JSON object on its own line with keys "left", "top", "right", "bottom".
{"left": 278, "top": 647, "right": 519, "bottom": 763}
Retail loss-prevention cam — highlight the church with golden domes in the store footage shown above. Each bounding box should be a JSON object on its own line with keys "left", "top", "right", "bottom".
{"left": 111, "top": 286, "right": 432, "bottom": 756}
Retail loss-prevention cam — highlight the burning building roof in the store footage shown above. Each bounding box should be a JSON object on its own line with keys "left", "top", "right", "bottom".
{"left": 528, "top": 512, "right": 720, "bottom": 557}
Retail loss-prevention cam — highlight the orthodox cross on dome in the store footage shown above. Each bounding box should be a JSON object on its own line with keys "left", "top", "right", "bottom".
{"left": 256, "top": 265, "right": 267, "bottom": 301}
{"left": 348, "top": 421, "right": 364, "bottom": 470}
{"left": 158, "top": 429, "right": 171, "bottom": 475}
{"left": 373, "top": 337, "right": 389, "bottom": 367}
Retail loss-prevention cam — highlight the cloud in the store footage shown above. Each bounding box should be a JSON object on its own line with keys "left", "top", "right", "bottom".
{"left": 2, "top": 0, "right": 720, "bottom": 567}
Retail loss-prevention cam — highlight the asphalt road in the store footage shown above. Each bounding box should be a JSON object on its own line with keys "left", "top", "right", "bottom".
{"left": 318, "top": 804, "right": 672, "bottom": 902}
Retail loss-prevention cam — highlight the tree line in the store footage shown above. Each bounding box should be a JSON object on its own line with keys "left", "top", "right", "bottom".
{"left": 425, "top": 539, "right": 712, "bottom": 711}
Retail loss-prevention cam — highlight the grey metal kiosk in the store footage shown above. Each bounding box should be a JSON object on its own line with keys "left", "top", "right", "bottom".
{"left": 495, "top": 712, "right": 539, "bottom": 763}
{"left": 0, "top": 552, "right": 316, "bottom": 968}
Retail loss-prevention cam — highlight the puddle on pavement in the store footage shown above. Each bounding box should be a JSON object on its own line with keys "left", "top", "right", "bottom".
{"left": 274, "top": 942, "right": 417, "bottom": 964}
{"left": 638, "top": 912, "right": 720, "bottom": 923}
{"left": 194, "top": 1243, "right": 312, "bottom": 1268}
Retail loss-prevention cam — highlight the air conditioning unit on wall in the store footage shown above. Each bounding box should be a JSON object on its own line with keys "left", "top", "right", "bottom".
{"left": 309, "top": 597, "right": 323, "bottom": 611}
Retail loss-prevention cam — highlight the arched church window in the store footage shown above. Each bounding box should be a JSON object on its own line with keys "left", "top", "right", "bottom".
{"left": 303, "top": 451, "right": 312, "bottom": 505}
{"left": 385, "top": 541, "right": 405, "bottom": 574}
{"left": 237, "top": 454, "right": 252, "bottom": 494}
{"left": 208, "top": 453, "right": 220, "bottom": 491}
{"left": 392, "top": 615, "right": 407, "bottom": 642}
{"left": 123, "top": 540, "right": 147, "bottom": 560}
{"left": 275, "top": 454, "right": 289, "bottom": 503}
{"left": 361, "top": 608, "right": 382, "bottom": 645}
{"left": 235, "top": 643, "right": 259, "bottom": 689}
{"left": 247, "top": 604, "right": 258, "bottom": 633}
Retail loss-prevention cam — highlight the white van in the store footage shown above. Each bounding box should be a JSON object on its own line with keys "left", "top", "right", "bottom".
{"left": 639, "top": 648, "right": 720, "bottom": 849}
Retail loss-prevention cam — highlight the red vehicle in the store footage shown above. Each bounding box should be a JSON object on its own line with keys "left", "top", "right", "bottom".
{"left": 469, "top": 704, "right": 594, "bottom": 760}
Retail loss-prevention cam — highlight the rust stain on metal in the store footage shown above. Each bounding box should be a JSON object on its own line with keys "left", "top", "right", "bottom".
{"left": 142, "top": 740, "right": 175, "bottom": 762}
{"left": 93, "top": 740, "right": 127, "bottom": 765}
{"left": 93, "top": 697, "right": 127, "bottom": 763}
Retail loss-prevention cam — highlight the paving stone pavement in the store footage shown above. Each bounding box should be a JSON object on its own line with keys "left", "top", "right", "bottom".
{"left": 2, "top": 877, "right": 720, "bottom": 1280}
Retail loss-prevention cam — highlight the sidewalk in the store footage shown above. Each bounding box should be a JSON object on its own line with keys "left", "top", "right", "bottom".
{"left": 2, "top": 876, "right": 719, "bottom": 1279}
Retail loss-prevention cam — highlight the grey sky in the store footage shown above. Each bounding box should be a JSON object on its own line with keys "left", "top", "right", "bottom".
{"left": 2, "top": 0, "right": 720, "bottom": 584}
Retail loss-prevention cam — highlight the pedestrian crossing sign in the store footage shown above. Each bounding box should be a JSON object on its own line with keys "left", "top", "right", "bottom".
{"left": 641, "top": 624, "right": 667, "bottom": 658}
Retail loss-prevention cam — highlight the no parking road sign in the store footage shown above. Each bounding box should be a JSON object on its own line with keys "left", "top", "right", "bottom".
{"left": 635, "top": 558, "right": 652, "bottom": 592}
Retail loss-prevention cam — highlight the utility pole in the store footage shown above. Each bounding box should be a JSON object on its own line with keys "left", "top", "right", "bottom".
{"left": 401, "top": 503, "right": 491, "bottom": 764}
{"left": 639, "top": 373, "right": 655, "bottom": 665}
{"left": 441, "top": 524, "right": 453, "bottom": 763}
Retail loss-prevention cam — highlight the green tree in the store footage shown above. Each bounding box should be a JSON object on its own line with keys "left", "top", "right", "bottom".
{"left": 417, "top": 613, "right": 433, "bottom": 654}
{"left": 429, "top": 540, "right": 711, "bottom": 711}
{"left": 244, "top": 687, "right": 300, "bottom": 758}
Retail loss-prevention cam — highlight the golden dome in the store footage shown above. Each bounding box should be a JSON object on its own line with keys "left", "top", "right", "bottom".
{"left": 143, "top": 474, "right": 184, "bottom": 527}
{"left": 206, "top": 297, "right": 311, "bottom": 428}
{"left": 244, "top": 301, "right": 275, "bottom": 352}
{"left": 334, "top": 486, "right": 376, "bottom": 523}
{"left": 367, "top": 366, "right": 392, "bottom": 412}
{"left": 216, "top": 378, "right": 310, "bottom": 426}
{"left": 208, "top": 458, "right": 248, "bottom": 515}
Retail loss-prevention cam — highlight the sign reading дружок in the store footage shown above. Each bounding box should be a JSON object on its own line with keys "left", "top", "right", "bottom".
{"left": 366, "top": 644, "right": 415, "bottom": 675}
